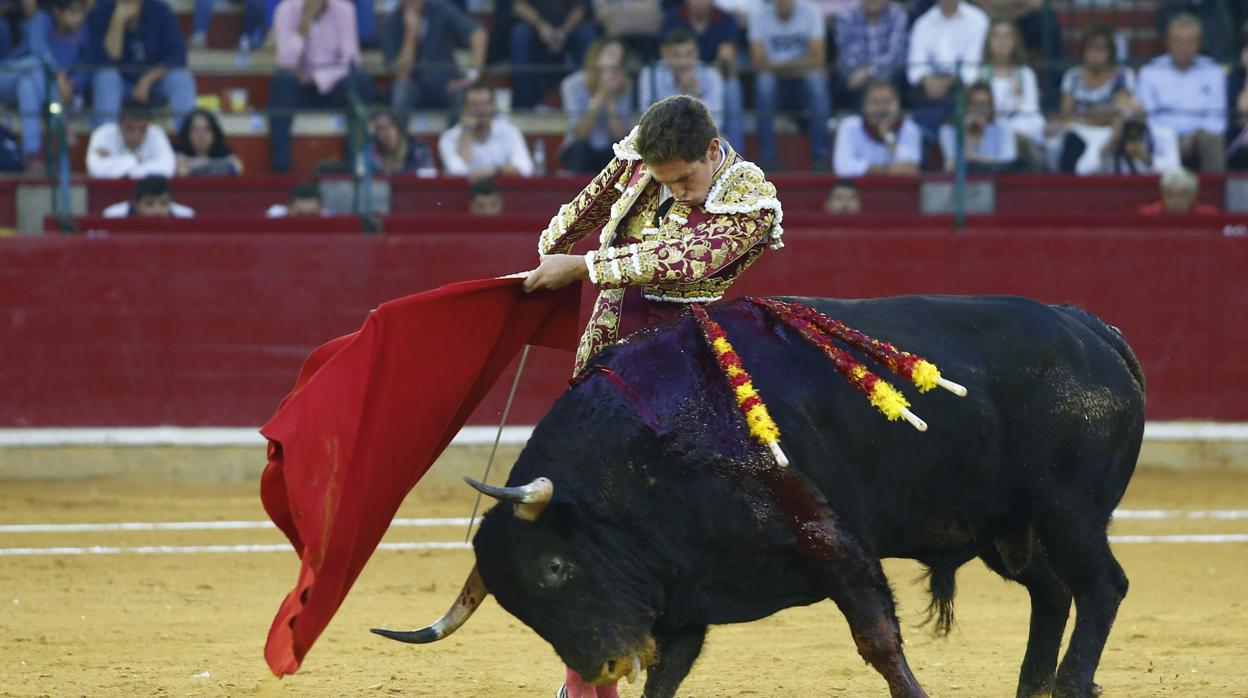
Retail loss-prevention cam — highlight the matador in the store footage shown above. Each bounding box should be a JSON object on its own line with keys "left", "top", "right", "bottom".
{"left": 523, "top": 95, "right": 786, "bottom": 697}
{"left": 523, "top": 94, "right": 785, "bottom": 375}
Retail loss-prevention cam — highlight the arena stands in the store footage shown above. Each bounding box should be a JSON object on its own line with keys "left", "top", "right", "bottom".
{"left": 0, "top": 0, "right": 1240, "bottom": 181}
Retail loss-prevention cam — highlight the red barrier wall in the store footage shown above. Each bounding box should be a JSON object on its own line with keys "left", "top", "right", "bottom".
{"left": 2, "top": 226, "right": 1245, "bottom": 427}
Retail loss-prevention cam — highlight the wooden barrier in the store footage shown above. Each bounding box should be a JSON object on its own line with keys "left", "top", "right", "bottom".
{"left": 1, "top": 225, "right": 1244, "bottom": 427}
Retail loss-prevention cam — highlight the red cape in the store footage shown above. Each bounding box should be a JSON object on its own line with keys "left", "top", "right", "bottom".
{"left": 259, "top": 277, "right": 580, "bottom": 676}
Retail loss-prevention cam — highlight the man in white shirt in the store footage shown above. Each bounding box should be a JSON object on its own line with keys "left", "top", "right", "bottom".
{"left": 907, "top": 0, "right": 988, "bottom": 135}
{"left": 1136, "top": 14, "right": 1227, "bottom": 172}
{"left": 834, "top": 79, "right": 921, "bottom": 176}
{"left": 86, "top": 98, "right": 176, "bottom": 179}
{"left": 437, "top": 84, "right": 535, "bottom": 177}
{"left": 748, "top": 0, "right": 831, "bottom": 170}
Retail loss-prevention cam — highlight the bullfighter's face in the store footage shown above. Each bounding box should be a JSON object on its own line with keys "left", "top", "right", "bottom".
{"left": 472, "top": 498, "right": 659, "bottom": 685}
{"left": 647, "top": 137, "right": 723, "bottom": 208}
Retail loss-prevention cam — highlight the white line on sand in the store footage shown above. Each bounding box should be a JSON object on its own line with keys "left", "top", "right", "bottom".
{"left": 1107, "top": 534, "right": 1248, "bottom": 544}
{"left": 2, "top": 421, "right": 1247, "bottom": 447}
{"left": 0, "top": 426, "right": 532, "bottom": 448}
{"left": 0, "top": 518, "right": 472, "bottom": 533}
{"left": 6, "top": 511, "right": 1248, "bottom": 535}
{"left": 1, "top": 534, "right": 1246, "bottom": 557}
{"left": 1112, "top": 510, "right": 1248, "bottom": 520}
{"left": 0, "top": 541, "right": 471, "bottom": 557}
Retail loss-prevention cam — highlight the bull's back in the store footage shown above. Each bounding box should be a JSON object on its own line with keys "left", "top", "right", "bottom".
{"left": 715, "top": 295, "right": 1145, "bottom": 554}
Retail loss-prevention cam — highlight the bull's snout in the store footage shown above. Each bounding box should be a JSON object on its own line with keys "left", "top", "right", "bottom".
{"left": 587, "top": 636, "right": 657, "bottom": 685}
{"left": 592, "top": 656, "right": 641, "bottom": 685}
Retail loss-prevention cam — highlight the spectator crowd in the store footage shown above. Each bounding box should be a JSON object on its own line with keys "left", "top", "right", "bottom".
{"left": 0, "top": 0, "right": 1243, "bottom": 184}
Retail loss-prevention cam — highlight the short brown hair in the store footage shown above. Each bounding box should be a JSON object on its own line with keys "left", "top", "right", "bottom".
{"left": 1080, "top": 25, "right": 1117, "bottom": 65}
{"left": 636, "top": 95, "right": 719, "bottom": 164}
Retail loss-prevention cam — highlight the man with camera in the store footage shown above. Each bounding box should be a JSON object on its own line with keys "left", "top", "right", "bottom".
{"left": 1099, "top": 91, "right": 1180, "bottom": 175}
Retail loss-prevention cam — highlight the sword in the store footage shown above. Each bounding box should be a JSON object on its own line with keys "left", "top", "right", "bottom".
{"left": 464, "top": 344, "right": 531, "bottom": 542}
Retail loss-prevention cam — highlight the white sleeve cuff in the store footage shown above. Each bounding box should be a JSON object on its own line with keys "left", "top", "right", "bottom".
{"left": 585, "top": 251, "right": 599, "bottom": 285}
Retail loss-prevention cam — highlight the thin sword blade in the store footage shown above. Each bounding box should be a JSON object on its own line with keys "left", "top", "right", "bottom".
{"left": 464, "top": 345, "right": 531, "bottom": 542}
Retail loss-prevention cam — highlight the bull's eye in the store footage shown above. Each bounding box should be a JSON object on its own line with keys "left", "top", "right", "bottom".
{"left": 540, "top": 555, "right": 572, "bottom": 588}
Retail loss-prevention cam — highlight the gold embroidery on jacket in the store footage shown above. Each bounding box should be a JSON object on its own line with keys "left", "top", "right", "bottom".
{"left": 549, "top": 140, "right": 783, "bottom": 374}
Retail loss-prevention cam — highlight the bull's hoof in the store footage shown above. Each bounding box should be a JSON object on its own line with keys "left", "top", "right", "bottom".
{"left": 1092, "top": 683, "right": 1103, "bottom": 696}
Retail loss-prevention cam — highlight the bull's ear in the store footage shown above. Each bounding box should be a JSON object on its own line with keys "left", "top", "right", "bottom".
{"left": 465, "top": 476, "right": 553, "bottom": 521}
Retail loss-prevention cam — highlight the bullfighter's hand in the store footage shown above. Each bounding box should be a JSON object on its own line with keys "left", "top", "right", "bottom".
{"left": 523, "top": 254, "right": 589, "bottom": 293}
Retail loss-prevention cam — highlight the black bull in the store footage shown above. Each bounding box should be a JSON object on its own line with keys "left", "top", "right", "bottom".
{"left": 376, "top": 295, "right": 1146, "bottom": 698}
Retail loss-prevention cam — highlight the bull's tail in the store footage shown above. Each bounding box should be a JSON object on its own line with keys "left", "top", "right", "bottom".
{"left": 1056, "top": 304, "right": 1146, "bottom": 394}
{"left": 917, "top": 563, "right": 958, "bottom": 636}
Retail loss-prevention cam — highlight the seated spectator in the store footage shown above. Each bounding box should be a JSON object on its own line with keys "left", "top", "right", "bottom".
{"left": 368, "top": 110, "right": 437, "bottom": 176}
{"left": 174, "top": 109, "right": 244, "bottom": 176}
{"left": 1049, "top": 25, "right": 1136, "bottom": 173}
{"left": 86, "top": 98, "right": 176, "bottom": 178}
{"left": 509, "top": 0, "right": 597, "bottom": 110}
{"left": 1228, "top": 89, "right": 1248, "bottom": 169}
{"left": 969, "top": 0, "right": 1062, "bottom": 105}
{"left": 1099, "top": 92, "right": 1181, "bottom": 176}
{"left": 3, "top": 0, "right": 87, "bottom": 170}
{"left": 661, "top": 0, "right": 744, "bottom": 148}
{"left": 1137, "top": 14, "right": 1227, "bottom": 172}
{"left": 749, "top": 0, "right": 831, "bottom": 170}
{"left": 269, "top": 0, "right": 374, "bottom": 174}
{"left": 1227, "top": 23, "right": 1248, "bottom": 170}
{"left": 976, "top": 20, "right": 1044, "bottom": 152}
{"left": 560, "top": 38, "right": 636, "bottom": 173}
{"left": 267, "top": 180, "right": 326, "bottom": 216}
{"left": 824, "top": 179, "right": 862, "bottom": 213}
{"left": 833, "top": 79, "right": 921, "bottom": 176}
{"left": 938, "top": 81, "right": 1018, "bottom": 172}
{"left": 102, "top": 174, "right": 195, "bottom": 217}
{"left": 907, "top": 0, "right": 988, "bottom": 136}
{"left": 1137, "top": 168, "right": 1219, "bottom": 214}
{"left": 438, "top": 84, "right": 535, "bottom": 177}
{"left": 85, "top": 0, "right": 197, "bottom": 126}
{"left": 189, "top": 0, "right": 265, "bottom": 51}
{"left": 639, "top": 29, "right": 722, "bottom": 120}
{"left": 469, "top": 176, "right": 504, "bottom": 215}
{"left": 1055, "top": 26, "right": 1133, "bottom": 127}
{"left": 833, "top": 0, "right": 908, "bottom": 109}
{"left": 382, "top": 0, "right": 486, "bottom": 115}
{"left": 25, "top": 0, "right": 89, "bottom": 110}
{"left": 0, "top": 55, "right": 45, "bottom": 171}
{"left": 1156, "top": 0, "right": 1240, "bottom": 63}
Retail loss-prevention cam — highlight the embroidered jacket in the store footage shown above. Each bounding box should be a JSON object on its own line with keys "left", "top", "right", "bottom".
{"left": 538, "top": 126, "right": 784, "bottom": 371}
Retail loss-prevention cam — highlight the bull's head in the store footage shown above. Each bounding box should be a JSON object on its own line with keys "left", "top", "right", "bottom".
{"left": 372, "top": 476, "right": 658, "bottom": 685}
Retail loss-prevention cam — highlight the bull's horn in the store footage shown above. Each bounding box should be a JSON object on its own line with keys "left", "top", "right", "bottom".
{"left": 371, "top": 565, "right": 488, "bottom": 644}
{"left": 464, "top": 476, "right": 553, "bottom": 521}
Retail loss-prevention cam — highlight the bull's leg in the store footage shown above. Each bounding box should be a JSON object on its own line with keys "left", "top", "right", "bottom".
{"left": 980, "top": 544, "right": 1074, "bottom": 698}
{"left": 818, "top": 549, "right": 928, "bottom": 698}
{"left": 1036, "top": 518, "right": 1128, "bottom": 698}
{"left": 639, "top": 625, "right": 706, "bottom": 698}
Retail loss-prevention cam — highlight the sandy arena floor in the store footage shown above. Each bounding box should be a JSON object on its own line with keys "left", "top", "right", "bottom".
{"left": 1, "top": 457, "right": 1247, "bottom": 697}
